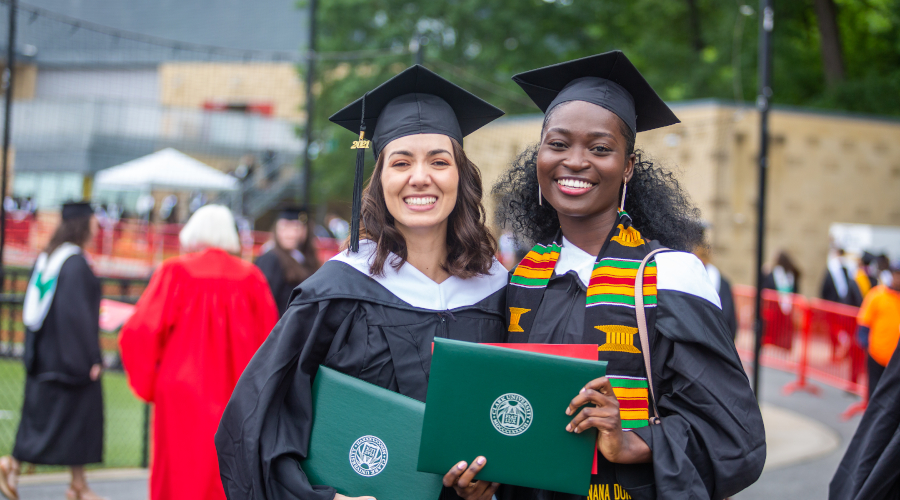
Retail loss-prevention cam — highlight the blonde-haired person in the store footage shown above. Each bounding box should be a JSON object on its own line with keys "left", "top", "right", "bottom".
{"left": 178, "top": 203, "right": 241, "bottom": 253}
{"left": 119, "top": 205, "right": 278, "bottom": 500}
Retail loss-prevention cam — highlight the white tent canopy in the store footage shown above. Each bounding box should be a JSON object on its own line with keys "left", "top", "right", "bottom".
{"left": 94, "top": 148, "right": 239, "bottom": 192}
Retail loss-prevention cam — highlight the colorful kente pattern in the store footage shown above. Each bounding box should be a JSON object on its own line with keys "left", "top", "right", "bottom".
{"left": 510, "top": 242, "right": 561, "bottom": 289}
{"left": 608, "top": 375, "right": 650, "bottom": 429}
{"left": 595, "top": 325, "right": 641, "bottom": 353}
{"left": 586, "top": 258, "right": 657, "bottom": 309}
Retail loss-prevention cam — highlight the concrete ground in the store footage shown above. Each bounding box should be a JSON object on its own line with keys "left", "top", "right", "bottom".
{"left": 16, "top": 469, "right": 146, "bottom": 500}
{"left": 735, "top": 368, "right": 863, "bottom": 500}
{"left": 12, "top": 367, "right": 863, "bottom": 500}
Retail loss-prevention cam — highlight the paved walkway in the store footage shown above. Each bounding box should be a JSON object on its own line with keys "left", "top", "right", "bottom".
{"left": 17, "top": 469, "right": 146, "bottom": 500}
{"left": 13, "top": 367, "right": 863, "bottom": 500}
{"left": 735, "top": 368, "right": 863, "bottom": 500}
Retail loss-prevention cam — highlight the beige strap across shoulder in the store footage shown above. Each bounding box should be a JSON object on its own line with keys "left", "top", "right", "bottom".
{"left": 635, "top": 247, "right": 670, "bottom": 425}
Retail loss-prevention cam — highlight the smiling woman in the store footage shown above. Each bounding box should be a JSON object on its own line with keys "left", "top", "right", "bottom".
{"left": 494, "top": 104, "right": 703, "bottom": 253}
{"left": 480, "top": 51, "right": 766, "bottom": 500}
{"left": 216, "top": 65, "right": 508, "bottom": 500}
{"left": 362, "top": 133, "right": 495, "bottom": 280}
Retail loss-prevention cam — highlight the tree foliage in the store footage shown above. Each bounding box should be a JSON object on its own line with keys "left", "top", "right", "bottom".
{"left": 299, "top": 0, "right": 900, "bottom": 206}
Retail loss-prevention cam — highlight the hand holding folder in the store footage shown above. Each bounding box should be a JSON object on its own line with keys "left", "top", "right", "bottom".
{"left": 419, "top": 338, "right": 608, "bottom": 495}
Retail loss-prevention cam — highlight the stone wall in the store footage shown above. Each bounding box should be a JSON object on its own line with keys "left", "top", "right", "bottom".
{"left": 467, "top": 101, "right": 900, "bottom": 296}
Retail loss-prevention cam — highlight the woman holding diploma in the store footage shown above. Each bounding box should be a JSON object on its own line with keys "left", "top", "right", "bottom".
{"left": 447, "top": 52, "right": 766, "bottom": 500}
{"left": 215, "top": 65, "right": 508, "bottom": 500}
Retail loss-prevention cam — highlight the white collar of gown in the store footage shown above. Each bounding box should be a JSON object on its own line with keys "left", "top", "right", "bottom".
{"left": 556, "top": 236, "right": 721, "bottom": 308}
{"left": 331, "top": 239, "right": 508, "bottom": 311}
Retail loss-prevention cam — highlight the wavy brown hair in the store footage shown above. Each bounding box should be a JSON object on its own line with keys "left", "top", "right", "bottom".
{"left": 270, "top": 219, "right": 321, "bottom": 285}
{"left": 359, "top": 138, "right": 496, "bottom": 278}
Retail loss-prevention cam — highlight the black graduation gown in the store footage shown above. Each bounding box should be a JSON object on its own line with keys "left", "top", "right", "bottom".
{"left": 761, "top": 272, "right": 798, "bottom": 295}
{"left": 717, "top": 275, "right": 737, "bottom": 340}
{"left": 821, "top": 268, "right": 862, "bottom": 307}
{"left": 255, "top": 249, "right": 298, "bottom": 317}
{"left": 830, "top": 346, "right": 900, "bottom": 500}
{"left": 13, "top": 253, "right": 104, "bottom": 465}
{"left": 499, "top": 267, "right": 766, "bottom": 500}
{"left": 215, "top": 257, "right": 508, "bottom": 500}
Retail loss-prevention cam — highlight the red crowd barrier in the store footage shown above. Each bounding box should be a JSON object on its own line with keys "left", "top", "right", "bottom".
{"left": 3, "top": 216, "right": 341, "bottom": 278}
{"left": 733, "top": 285, "right": 867, "bottom": 420}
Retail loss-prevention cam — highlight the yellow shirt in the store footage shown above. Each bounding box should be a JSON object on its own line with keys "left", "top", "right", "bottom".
{"left": 859, "top": 285, "right": 900, "bottom": 367}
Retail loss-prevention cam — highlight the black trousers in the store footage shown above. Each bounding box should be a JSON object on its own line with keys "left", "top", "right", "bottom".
{"left": 868, "top": 354, "right": 887, "bottom": 401}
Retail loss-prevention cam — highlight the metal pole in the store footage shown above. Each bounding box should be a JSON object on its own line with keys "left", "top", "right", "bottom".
{"left": 415, "top": 35, "right": 425, "bottom": 66}
{"left": 752, "top": 0, "right": 774, "bottom": 398}
{"left": 301, "top": 0, "right": 317, "bottom": 206}
{"left": 0, "top": 0, "right": 17, "bottom": 280}
{"left": 141, "top": 403, "right": 150, "bottom": 468}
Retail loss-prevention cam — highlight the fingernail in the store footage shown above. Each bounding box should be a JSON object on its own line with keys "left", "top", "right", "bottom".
{"left": 457, "top": 461, "right": 466, "bottom": 470}
{"left": 565, "top": 407, "right": 571, "bottom": 415}
{"left": 476, "top": 457, "right": 485, "bottom": 465}
{"left": 566, "top": 424, "right": 572, "bottom": 432}
{"left": 580, "top": 387, "right": 586, "bottom": 394}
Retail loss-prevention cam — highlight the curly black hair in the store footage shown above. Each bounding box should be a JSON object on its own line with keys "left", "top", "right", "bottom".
{"left": 492, "top": 120, "right": 704, "bottom": 252}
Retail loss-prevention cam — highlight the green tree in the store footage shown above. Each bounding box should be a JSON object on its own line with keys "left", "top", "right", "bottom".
{"left": 299, "top": 0, "right": 900, "bottom": 207}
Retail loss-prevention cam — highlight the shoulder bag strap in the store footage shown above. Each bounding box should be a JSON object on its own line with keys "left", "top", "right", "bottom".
{"left": 635, "top": 247, "right": 669, "bottom": 425}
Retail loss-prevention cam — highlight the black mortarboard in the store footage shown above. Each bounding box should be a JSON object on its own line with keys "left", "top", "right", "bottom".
{"left": 861, "top": 251, "right": 876, "bottom": 266}
{"left": 512, "top": 51, "right": 679, "bottom": 133}
{"left": 328, "top": 64, "right": 504, "bottom": 252}
{"left": 277, "top": 206, "right": 309, "bottom": 224}
{"left": 61, "top": 201, "right": 93, "bottom": 220}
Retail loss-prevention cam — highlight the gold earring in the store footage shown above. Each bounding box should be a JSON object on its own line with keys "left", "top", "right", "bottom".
{"left": 619, "top": 182, "right": 628, "bottom": 211}
{"left": 538, "top": 184, "right": 542, "bottom": 206}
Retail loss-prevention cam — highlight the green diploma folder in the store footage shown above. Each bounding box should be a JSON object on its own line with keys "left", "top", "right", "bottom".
{"left": 418, "top": 338, "right": 608, "bottom": 495}
{"left": 301, "top": 366, "right": 443, "bottom": 499}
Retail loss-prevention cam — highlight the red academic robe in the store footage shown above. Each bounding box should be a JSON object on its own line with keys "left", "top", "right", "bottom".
{"left": 119, "top": 248, "right": 278, "bottom": 500}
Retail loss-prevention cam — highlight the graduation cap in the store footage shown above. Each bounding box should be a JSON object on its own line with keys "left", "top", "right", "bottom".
{"left": 512, "top": 50, "right": 679, "bottom": 134}
{"left": 61, "top": 201, "right": 93, "bottom": 220}
{"left": 276, "top": 206, "right": 309, "bottom": 224}
{"left": 329, "top": 64, "right": 504, "bottom": 252}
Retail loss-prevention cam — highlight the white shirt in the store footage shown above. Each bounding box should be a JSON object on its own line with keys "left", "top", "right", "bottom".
{"left": 331, "top": 240, "right": 508, "bottom": 310}
{"left": 557, "top": 237, "right": 721, "bottom": 309}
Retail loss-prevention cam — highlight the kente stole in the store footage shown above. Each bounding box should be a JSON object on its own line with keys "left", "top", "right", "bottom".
{"left": 507, "top": 211, "right": 657, "bottom": 430}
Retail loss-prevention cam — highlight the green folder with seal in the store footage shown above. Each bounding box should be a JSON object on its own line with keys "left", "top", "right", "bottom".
{"left": 301, "top": 366, "right": 443, "bottom": 499}
{"left": 417, "top": 338, "right": 608, "bottom": 495}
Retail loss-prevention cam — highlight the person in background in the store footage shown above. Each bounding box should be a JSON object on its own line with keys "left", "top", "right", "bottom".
{"left": 856, "top": 251, "right": 879, "bottom": 297}
{"left": 118, "top": 205, "right": 278, "bottom": 500}
{"left": 877, "top": 254, "right": 894, "bottom": 288}
{"left": 855, "top": 262, "right": 900, "bottom": 400}
{"left": 0, "top": 202, "right": 104, "bottom": 500}
{"left": 763, "top": 250, "right": 801, "bottom": 296}
{"left": 694, "top": 242, "right": 738, "bottom": 339}
{"left": 255, "top": 207, "right": 321, "bottom": 316}
{"left": 822, "top": 248, "right": 863, "bottom": 307}
{"left": 761, "top": 251, "right": 801, "bottom": 350}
